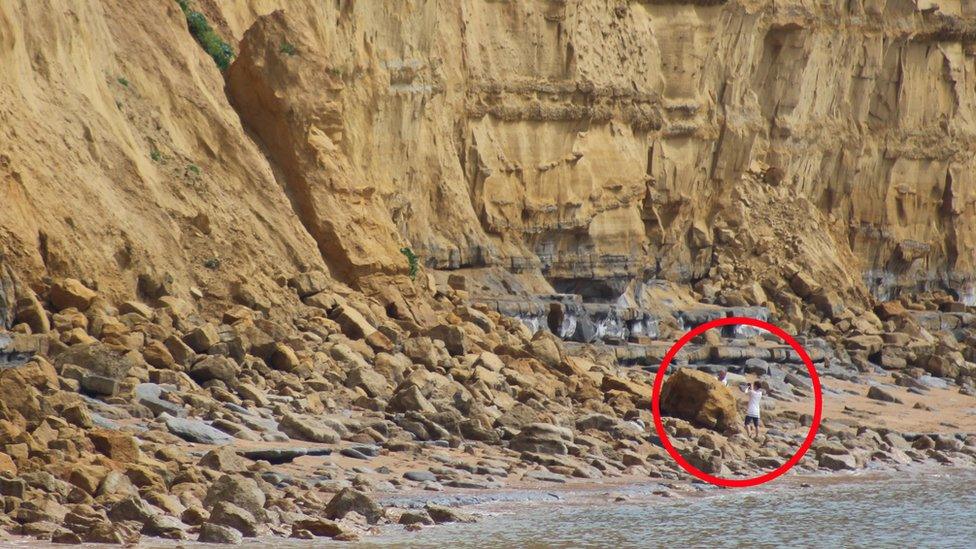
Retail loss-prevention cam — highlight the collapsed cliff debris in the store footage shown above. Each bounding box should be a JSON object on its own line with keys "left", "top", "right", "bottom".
{"left": 0, "top": 269, "right": 971, "bottom": 543}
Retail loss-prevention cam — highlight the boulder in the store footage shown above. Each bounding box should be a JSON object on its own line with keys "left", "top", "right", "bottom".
{"left": 107, "top": 495, "right": 155, "bottom": 523}
{"left": 141, "top": 513, "right": 187, "bottom": 539}
{"left": 425, "top": 504, "right": 476, "bottom": 524}
{"left": 428, "top": 324, "right": 468, "bottom": 356}
{"left": 204, "top": 475, "right": 266, "bottom": 521}
{"left": 279, "top": 413, "right": 340, "bottom": 443}
{"left": 14, "top": 293, "right": 49, "bottom": 333}
{"left": 118, "top": 300, "right": 154, "bottom": 318}
{"left": 867, "top": 385, "right": 903, "bottom": 404}
{"left": 49, "top": 279, "right": 97, "bottom": 312}
{"left": 189, "top": 355, "right": 238, "bottom": 383}
{"left": 199, "top": 522, "right": 243, "bottom": 544}
{"left": 509, "top": 423, "right": 574, "bottom": 455}
{"left": 474, "top": 352, "right": 505, "bottom": 372}
{"left": 324, "top": 488, "right": 383, "bottom": 524}
{"left": 789, "top": 271, "right": 820, "bottom": 298}
{"left": 331, "top": 304, "right": 375, "bottom": 340}
{"left": 291, "top": 517, "right": 344, "bottom": 537}
{"left": 199, "top": 447, "right": 252, "bottom": 473}
{"left": 56, "top": 342, "right": 141, "bottom": 381}
{"left": 344, "top": 366, "right": 389, "bottom": 398}
{"left": 884, "top": 432, "right": 912, "bottom": 450}
{"left": 268, "top": 343, "right": 300, "bottom": 372}
{"left": 89, "top": 430, "right": 142, "bottom": 463}
{"left": 81, "top": 373, "right": 119, "bottom": 396}
{"left": 398, "top": 510, "right": 434, "bottom": 525}
{"left": 209, "top": 501, "right": 257, "bottom": 537}
{"left": 0, "top": 365, "right": 47, "bottom": 427}
{"left": 403, "top": 470, "right": 437, "bottom": 482}
{"left": 387, "top": 385, "right": 436, "bottom": 414}
{"left": 812, "top": 291, "right": 845, "bottom": 318}
{"left": 135, "top": 383, "right": 185, "bottom": 417}
{"left": 875, "top": 300, "right": 908, "bottom": 320}
{"left": 659, "top": 368, "right": 741, "bottom": 432}
{"left": 818, "top": 452, "right": 857, "bottom": 471}
{"left": 183, "top": 323, "right": 220, "bottom": 353}
{"left": 575, "top": 413, "right": 619, "bottom": 432}
{"left": 164, "top": 416, "right": 234, "bottom": 445}
{"left": 289, "top": 271, "right": 329, "bottom": 298}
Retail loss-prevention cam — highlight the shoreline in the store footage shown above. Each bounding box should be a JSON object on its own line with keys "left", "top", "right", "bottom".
{"left": 11, "top": 463, "right": 974, "bottom": 548}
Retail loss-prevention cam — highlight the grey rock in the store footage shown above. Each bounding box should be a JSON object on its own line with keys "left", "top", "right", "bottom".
{"left": 164, "top": 415, "right": 233, "bottom": 445}
{"left": 135, "top": 383, "right": 186, "bottom": 417}
{"left": 524, "top": 470, "right": 568, "bottom": 483}
{"left": 784, "top": 372, "right": 812, "bottom": 389}
{"left": 403, "top": 470, "right": 437, "bottom": 482}
{"left": 239, "top": 447, "right": 331, "bottom": 464}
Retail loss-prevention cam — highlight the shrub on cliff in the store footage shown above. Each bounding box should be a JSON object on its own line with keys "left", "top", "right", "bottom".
{"left": 400, "top": 247, "right": 419, "bottom": 279}
{"left": 176, "top": 1, "right": 234, "bottom": 71}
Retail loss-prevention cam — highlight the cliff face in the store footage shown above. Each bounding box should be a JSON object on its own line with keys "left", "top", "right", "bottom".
{"left": 3, "top": 0, "right": 976, "bottom": 312}
{"left": 0, "top": 0, "right": 325, "bottom": 309}
{"left": 219, "top": 0, "right": 976, "bottom": 304}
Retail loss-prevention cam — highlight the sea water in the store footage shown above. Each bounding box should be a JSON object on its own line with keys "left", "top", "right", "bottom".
{"left": 357, "top": 470, "right": 976, "bottom": 548}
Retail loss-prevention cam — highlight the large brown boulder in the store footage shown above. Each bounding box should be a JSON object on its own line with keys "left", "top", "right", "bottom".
{"left": 49, "top": 279, "right": 97, "bottom": 312}
{"left": 659, "top": 368, "right": 741, "bottom": 433}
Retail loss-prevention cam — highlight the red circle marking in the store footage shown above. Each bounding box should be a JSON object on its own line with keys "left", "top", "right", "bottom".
{"left": 651, "top": 316, "right": 822, "bottom": 488}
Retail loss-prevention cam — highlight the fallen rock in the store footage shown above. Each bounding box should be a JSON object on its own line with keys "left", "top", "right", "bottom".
{"left": 387, "top": 384, "right": 436, "bottom": 414}
{"left": 331, "top": 305, "right": 375, "bottom": 340}
{"left": 425, "top": 504, "right": 476, "bottom": 524}
{"left": 89, "top": 430, "right": 142, "bottom": 463}
{"left": 279, "top": 413, "right": 340, "bottom": 443}
{"left": 867, "top": 385, "right": 903, "bottom": 404}
{"left": 199, "top": 522, "right": 243, "bottom": 544}
{"left": 398, "top": 510, "right": 434, "bottom": 525}
{"left": 49, "top": 279, "right": 97, "bottom": 312}
{"left": 269, "top": 343, "right": 300, "bottom": 372}
{"left": 660, "top": 368, "right": 741, "bottom": 432}
{"left": 107, "top": 495, "right": 155, "bottom": 523}
{"left": 183, "top": 323, "right": 220, "bottom": 353}
{"left": 324, "top": 488, "right": 383, "bottom": 524}
{"left": 291, "top": 517, "right": 344, "bottom": 537}
{"left": 509, "top": 423, "right": 574, "bottom": 455}
{"left": 403, "top": 470, "right": 437, "bottom": 482}
{"left": 164, "top": 416, "right": 234, "bottom": 445}
{"left": 209, "top": 501, "right": 258, "bottom": 537}
{"left": 189, "top": 356, "right": 238, "bottom": 383}
{"left": 818, "top": 452, "right": 857, "bottom": 471}
{"left": 204, "top": 475, "right": 266, "bottom": 521}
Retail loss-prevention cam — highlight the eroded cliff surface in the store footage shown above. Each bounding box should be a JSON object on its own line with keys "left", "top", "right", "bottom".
{"left": 214, "top": 0, "right": 976, "bottom": 307}
{"left": 2, "top": 0, "right": 976, "bottom": 313}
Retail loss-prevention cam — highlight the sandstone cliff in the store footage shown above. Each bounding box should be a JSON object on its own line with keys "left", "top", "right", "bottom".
{"left": 4, "top": 1, "right": 976, "bottom": 319}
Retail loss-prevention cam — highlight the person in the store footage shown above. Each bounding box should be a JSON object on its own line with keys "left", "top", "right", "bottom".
{"left": 742, "top": 381, "right": 763, "bottom": 438}
{"left": 717, "top": 370, "right": 728, "bottom": 386}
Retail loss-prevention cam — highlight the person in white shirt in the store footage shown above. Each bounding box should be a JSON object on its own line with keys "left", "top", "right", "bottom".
{"left": 717, "top": 370, "right": 729, "bottom": 386}
{"left": 742, "top": 381, "right": 763, "bottom": 438}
